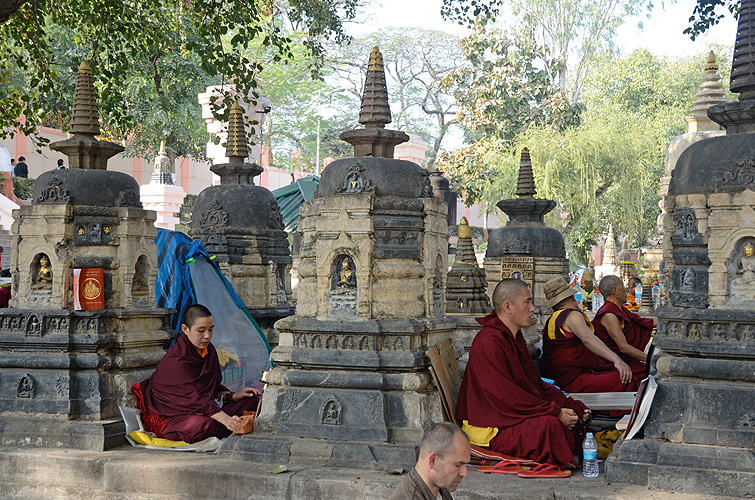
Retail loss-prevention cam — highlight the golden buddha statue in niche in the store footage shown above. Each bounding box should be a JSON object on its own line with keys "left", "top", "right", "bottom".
{"left": 32, "top": 256, "right": 52, "bottom": 290}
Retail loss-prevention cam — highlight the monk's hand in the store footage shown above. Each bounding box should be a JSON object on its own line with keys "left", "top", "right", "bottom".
{"left": 558, "top": 408, "right": 579, "bottom": 430}
{"left": 581, "top": 409, "right": 592, "bottom": 426}
{"left": 232, "top": 387, "right": 261, "bottom": 401}
{"left": 225, "top": 414, "right": 241, "bottom": 431}
{"left": 614, "top": 360, "right": 633, "bottom": 384}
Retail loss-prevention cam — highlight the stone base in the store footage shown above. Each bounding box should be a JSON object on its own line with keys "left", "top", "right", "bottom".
{"left": 606, "top": 438, "right": 755, "bottom": 498}
{"left": 0, "top": 413, "right": 125, "bottom": 451}
{"left": 219, "top": 433, "right": 418, "bottom": 470}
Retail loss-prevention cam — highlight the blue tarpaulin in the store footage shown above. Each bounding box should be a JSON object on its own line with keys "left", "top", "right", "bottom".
{"left": 154, "top": 228, "right": 272, "bottom": 386}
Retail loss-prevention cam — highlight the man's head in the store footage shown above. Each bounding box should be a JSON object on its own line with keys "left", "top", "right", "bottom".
{"left": 18, "top": 156, "right": 25, "bottom": 162}
{"left": 492, "top": 278, "right": 535, "bottom": 330}
{"left": 416, "top": 423, "right": 470, "bottom": 494}
{"left": 599, "top": 275, "right": 626, "bottom": 304}
{"left": 181, "top": 304, "right": 214, "bottom": 352}
{"left": 10, "top": 159, "right": 15, "bottom": 165}
{"left": 57, "top": 159, "right": 64, "bottom": 167}
{"left": 628, "top": 276, "right": 641, "bottom": 291}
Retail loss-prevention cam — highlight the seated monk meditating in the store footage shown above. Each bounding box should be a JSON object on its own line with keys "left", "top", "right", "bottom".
{"left": 456, "top": 278, "right": 590, "bottom": 468}
{"left": 541, "top": 277, "right": 639, "bottom": 393}
{"left": 594, "top": 275, "right": 657, "bottom": 379}
{"left": 133, "top": 304, "right": 261, "bottom": 443}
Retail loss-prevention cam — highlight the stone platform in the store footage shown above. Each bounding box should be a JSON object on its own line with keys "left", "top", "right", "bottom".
{"left": 0, "top": 445, "right": 741, "bottom": 500}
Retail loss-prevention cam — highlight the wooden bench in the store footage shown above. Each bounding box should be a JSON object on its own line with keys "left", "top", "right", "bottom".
{"left": 426, "top": 338, "right": 635, "bottom": 425}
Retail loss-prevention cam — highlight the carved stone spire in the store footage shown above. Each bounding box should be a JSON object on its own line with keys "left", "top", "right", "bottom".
{"left": 515, "top": 147, "right": 537, "bottom": 197}
{"left": 358, "top": 47, "right": 392, "bottom": 129}
{"left": 340, "top": 47, "right": 409, "bottom": 158}
{"left": 150, "top": 140, "right": 175, "bottom": 185}
{"left": 730, "top": 0, "right": 755, "bottom": 101}
{"left": 446, "top": 217, "right": 490, "bottom": 314}
{"left": 686, "top": 51, "right": 729, "bottom": 133}
{"left": 496, "top": 148, "right": 555, "bottom": 225}
{"left": 709, "top": 0, "right": 755, "bottom": 134}
{"left": 604, "top": 226, "right": 617, "bottom": 267}
{"left": 49, "top": 60, "right": 123, "bottom": 169}
{"left": 225, "top": 101, "right": 249, "bottom": 164}
{"left": 69, "top": 60, "right": 100, "bottom": 137}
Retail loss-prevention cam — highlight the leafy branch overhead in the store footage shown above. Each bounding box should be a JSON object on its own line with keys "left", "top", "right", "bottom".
{"left": 0, "top": 0, "right": 358, "bottom": 155}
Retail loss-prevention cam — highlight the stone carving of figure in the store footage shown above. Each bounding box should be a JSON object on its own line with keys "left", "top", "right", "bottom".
{"left": 18, "top": 375, "right": 33, "bottom": 398}
{"left": 736, "top": 242, "right": 755, "bottom": 278}
{"left": 90, "top": 223, "right": 102, "bottom": 243}
{"left": 32, "top": 256, "right": 53, "bottom": 290}
{"left": 337, "top": 259, "right": 356, "bottom": 288}
{"left": 681, "top": 268, "right": 695, "bottom": 292}
{"left": 729, "top": 240, "right": 755, "bottom": 304}
{"left": 131, "top": 260, "right": 148, "bottom": 297}
{"left": 322, "top": 400, "right": 341, "bottom": 425}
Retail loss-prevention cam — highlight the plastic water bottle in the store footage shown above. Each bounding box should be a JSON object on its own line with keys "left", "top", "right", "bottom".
{"left": 591, "top": 289, "right": 603, "bottom": 313}
{"left": 574, "top": 284, "right": 583, "bottom": 310}
{"left": 652, "top": 283, "right": 661, "bottom": 309}
{"left": 635, "top": 283, "right": 642, "bottom": 303}
{"left": 583, "top": 432, "right": 599, "bottom": 477}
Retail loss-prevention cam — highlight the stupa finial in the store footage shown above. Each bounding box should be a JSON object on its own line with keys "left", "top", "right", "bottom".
{"left": 69, "top": 60, "right": 100, "bottom": 137}
{"left": 225, "top": 101, "right": 249, "bottom": 164}
{"left": 358, "top": 46, "right": 392, "bottom": 129}
{"left": 515, "top": 148, "right": 537, "bottom": 198}
{"left": 159, "top": 140, "right": 166, "bottom": 155}
{"left": 730, "top": 0, "right": 755, "bottom": 101}
{"left": 458, "top": 216, "right": 472, "bottom": 239}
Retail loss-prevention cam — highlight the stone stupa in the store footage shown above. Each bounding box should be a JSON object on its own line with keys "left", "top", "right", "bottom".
{"left": 191, "top": 101, "right": 294, "bottom": 342}
{"left": 0, "top": 61, "right": 172, "bottom": 450}
{"left": 607, "top": 5, "right": 755, "bottom": 496}
{"left": 219, "top": 47, "right": 453, "bottom": 469}
{"left": 139, "top": 141, "right": 186, "bottom": 230}
{"left": 483, "top": 148, "right": 568, "bottom": 347}
{"left": 447, "top": 216, "right": 491, "bottom": 372}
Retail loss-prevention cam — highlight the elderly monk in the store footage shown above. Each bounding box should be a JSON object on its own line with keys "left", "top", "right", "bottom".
{"left": 134, "top": 304, "right": 261, "bottom": 443}
{"left": 456, "top": 279, "right": 590, "bottom": 468}
{"left": 388, "top": 422, "right": 470, "bottom": 500}
{"left": 594, "top": 275, "right": 657, "bottom": 378}
{"left": 541, "top": 277, "right": 638, "bottom": 393}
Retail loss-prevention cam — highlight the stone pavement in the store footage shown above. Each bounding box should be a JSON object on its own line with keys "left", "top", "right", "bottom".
{"left": 0, "top": 445, "right": 744, "bottom": 500}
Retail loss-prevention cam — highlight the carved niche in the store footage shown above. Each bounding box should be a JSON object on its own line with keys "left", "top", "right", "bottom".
{"left": 328, "top": 254, "right": 357, "bottom": 317}
{"left": 727, "top": 237, "right": 755, "bottom": 305}
{"left": 30, "top": 253, "right": 53, "bottom": 291}
{"left": 336, "top": 163, "right": 375, "bottom": 195}
{"left": 37, "top": 177, "right": 70, "bottom": 203}
{"left": 17, "top": 374, "right": 35, "bottom": 398}
{"left": 321, "top": 395, "right": 343, "bottom": 425}
{"left": 131, "top": 254, "right": 150, "bottom": 300}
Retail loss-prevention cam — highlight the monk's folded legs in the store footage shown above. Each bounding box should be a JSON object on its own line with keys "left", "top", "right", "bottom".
{"left": 488, "top": 415, "right": 583, "bottom": 467}
{"left": 561, "top": 370, "right": 640, "bottom": 393}
{"left": 162, "top": 396, "right": 260, "bottom": 443}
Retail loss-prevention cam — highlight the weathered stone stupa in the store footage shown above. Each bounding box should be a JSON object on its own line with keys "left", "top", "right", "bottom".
{"left": 607, "top": 7, "right": 755, "bottom": 496}
{"left": 446, "top": 216, "right": 491, "bottom": 372}
{"left": 0, "top": 61, "right": 171, "bottom": 450}
{"left": 191, "top": 101, "right": 293, "bottom": 340}
{"left": 651, "top": 52, "right": 728, "bottom": 283}
{"left": 220, "top": 47, "right": 453, "bottom": 469}
{"left": 429, "top": 169, "right": 458, "bottom": 228}
{"left": 618, "top": 238, "right": 637, "bottom": 285}
{"left": 483, "top": 148, "right": 568, "bottom": 346}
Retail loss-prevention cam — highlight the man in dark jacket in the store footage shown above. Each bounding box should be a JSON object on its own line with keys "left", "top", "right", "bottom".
{"left": 388, "top": 422, "right": 469, "bottom": 500}
{"left": 14, "top": 156, "right": 28, "bottom": 178}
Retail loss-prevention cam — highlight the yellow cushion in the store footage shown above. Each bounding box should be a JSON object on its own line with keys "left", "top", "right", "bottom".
{"left": 461, "top": 420, "right": 498, "bottom": 447}
{"left": 128, "top": 431, "right": 189, "bottom": 447}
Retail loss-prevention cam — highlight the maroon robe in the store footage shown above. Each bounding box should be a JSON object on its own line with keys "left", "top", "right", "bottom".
{"left": 594, "top": 300, "right": 653, "bottom": 378}
{"left": 456, "top": 311, "right": 587, "bottom": 466}
{"left": 542, "top": 309, "right": 639, "bottom": 393}
{"left": 137, "top": 332, "right": 258, "bottom": 443}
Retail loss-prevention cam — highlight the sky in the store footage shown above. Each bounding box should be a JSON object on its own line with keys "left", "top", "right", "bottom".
{"left": 348, "top": 0, "right": 739, "bottom": 59}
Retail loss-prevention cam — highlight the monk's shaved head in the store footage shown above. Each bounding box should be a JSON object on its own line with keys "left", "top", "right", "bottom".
{"left": 492, "top": 278, "right": 530, "bottom": 314}
{"left": 598, "top": 275, "right": 623, "bottom": 298}
{"left": 183, "top": 304, "right": 212, "bottom": 329}
{"left": 418, "top": 422, "right": 469, "bottom": 458}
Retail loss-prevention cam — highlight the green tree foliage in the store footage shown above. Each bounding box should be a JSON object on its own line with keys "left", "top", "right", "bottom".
{"left": 0, "top": 0, "right": 359, "bottom": 157}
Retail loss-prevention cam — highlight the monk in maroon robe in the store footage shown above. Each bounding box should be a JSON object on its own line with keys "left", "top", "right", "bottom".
{"left": 594, "top": 275, "right": 656, "bottom": 379}
{"left": 133, "top": 304, "right": 261, "bottom": 443}
{"left": 456, "top": 279, "right": 590, "bottom": 468}
{"left": 541, "top": 277, "right": 638, "bottom": 393}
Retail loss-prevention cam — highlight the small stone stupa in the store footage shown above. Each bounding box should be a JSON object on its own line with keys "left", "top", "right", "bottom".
{"left": 607, "top": 5, "right": 755, "bottom": 496}
{"left": 191, "top": 101, "right": 293, "bottom": 337}
{"left": 140, "top": 141, "right": 186, "bottom": 230}
{"left": 220, "top": 47, "right": 452, "bottom": 469}
{"left": 618, "top": 238, "right": 637, "bottom": 284}
{"left": 0, "top": 61, "right": 171, "bottom": 450}
{"left": 483, "top": 148, "right": 568, "bottom": 347}
{"left": 595, "top": 225, "right": 618, "bottom": 279}
{"left": 447, "top": 217, "right": 491, "bottom": 372}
